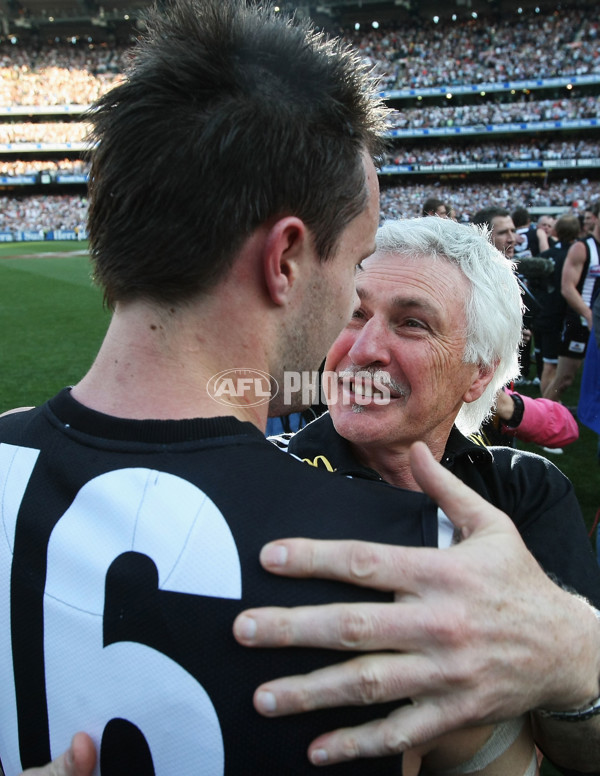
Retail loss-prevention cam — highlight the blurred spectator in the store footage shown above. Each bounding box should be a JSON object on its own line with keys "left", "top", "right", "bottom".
{"left": 544, "top": 201, "right": 600, "bottom": 402}
{"left": 0, "top": 158, "right": 88, "bottom": 176}
{"left": 0, "top": 42, "right": 128, "bottom": 106}
{"left": 532, "top": 213, "right": 581, "bottom": 394}
{"left": 583, "top": 201, "right": 600, "bottom": 236}
{"left": 512, "top": 206, "right": 540, "bottom": 258}
{"left": 0, "top": 121, "right": 90, "bottom": 144}
{"left": 422, "top": 196, "right": 449, "bottom": 217}
{"left": 537, "top": 213, "right": 558, "bottom": 252}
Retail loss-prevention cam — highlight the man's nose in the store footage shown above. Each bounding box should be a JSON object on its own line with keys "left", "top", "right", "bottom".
{"left": 347, "top": 318, "right": 391, "bottom": 367}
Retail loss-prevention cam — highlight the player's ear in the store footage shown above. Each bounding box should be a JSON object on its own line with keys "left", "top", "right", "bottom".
{"left": 263, "top": 217, "right": 311, "bottom": 306}
{"left": 462, "top": 361, "right": 497, "bottom": 404}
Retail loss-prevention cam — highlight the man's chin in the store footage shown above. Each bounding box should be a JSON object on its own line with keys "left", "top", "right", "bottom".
{"left": 330, "top": 401, "right": 394, "bottom": 436}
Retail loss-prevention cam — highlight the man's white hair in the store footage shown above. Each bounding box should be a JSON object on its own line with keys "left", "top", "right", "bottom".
{"left": 375, "top": 217, "right": 523, "bottom": 434}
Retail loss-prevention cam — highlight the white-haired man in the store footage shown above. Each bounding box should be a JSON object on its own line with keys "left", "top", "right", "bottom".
{"left": 240, "top": 218, "right": 600, "bottom": 775}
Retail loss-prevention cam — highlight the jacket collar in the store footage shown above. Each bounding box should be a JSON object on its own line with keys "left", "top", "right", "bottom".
{"left": 287, "top": 412, "right": 492, "bottom": 480}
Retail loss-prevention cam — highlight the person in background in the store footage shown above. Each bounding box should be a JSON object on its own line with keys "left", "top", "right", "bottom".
{"left": 544, "top": 201, "right": 600, "bottom": 403}
{"left": 512, "top": 206, "right": 540, "bottom": 259}
{"left": 583, "top": 202, "right": 599, "bottom": 237}
{"left": 533, "top": 213, "right": 581, "bottom": 397}
{"left": 471, "top": 207, "right": 539, "bottom": 385}
{"left": 537, "top": 213, "right": 558, "bottom": 253}
{"left": 476, "top": 384, "right": 578, "bottom": 451}
{"left": 577, "top": 288, "right": 600, "bottom": 464}
{"left": 422, "top": 196, "right": 449, "bottom": 218}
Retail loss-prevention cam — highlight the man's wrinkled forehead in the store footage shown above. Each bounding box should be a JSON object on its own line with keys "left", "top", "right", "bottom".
{"left": 354, "top": 250, "right": 414, "bottom": 298}
{"left": 357, "top": 249, "right": 389, "bottom": 272}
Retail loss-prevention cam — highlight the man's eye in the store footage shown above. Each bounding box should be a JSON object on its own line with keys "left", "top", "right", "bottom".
{"left": 351, "top": 309, "right": 366, "bottom": 320}
{"left": 405, "top": 319, "right": 425, "bottom": 329}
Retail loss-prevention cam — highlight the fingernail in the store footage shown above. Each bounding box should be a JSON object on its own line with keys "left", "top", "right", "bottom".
{"left": 255, "top": 690, "right": 277, "bottom": 713}
{"left": 234, "top": 615, "right": 257, "bottom": 642}
{"left": 261, "top": 543, "right": 288, "bottom": 567}
{"left": 310, "top": 749, "right": 329, "bottom": 765}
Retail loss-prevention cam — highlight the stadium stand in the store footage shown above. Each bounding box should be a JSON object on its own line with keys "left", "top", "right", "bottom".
{"left": 0, "top": 0, "right": 598, "bottom": 235}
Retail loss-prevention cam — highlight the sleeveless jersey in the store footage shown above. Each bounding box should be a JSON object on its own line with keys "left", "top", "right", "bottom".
{"left": 578, "top": 235, "right": 600, "bottom": 309}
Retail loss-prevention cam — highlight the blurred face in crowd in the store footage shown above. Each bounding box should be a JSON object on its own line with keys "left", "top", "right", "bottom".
{"left": 537, "top": 215, "right": 556, "bottom": 236}
{"left": 434, "top": 204, "right": 449, "bottom": 218}
{"left": 324, "top": 251, "right": 488, "bottom": 455}
{"left": 583, "top": 209, "right": 599, "bottom": 236}
{"left": 489, "top": 216, "right": 517, "bottom": 259}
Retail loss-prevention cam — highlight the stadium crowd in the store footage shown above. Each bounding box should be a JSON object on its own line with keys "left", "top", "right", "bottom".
{"left": 384, "top": 137, "right": 600, "bottom": 166}
{"left": 345, "top": 7, "right": 600, "bottom": 89}
{"left": 4, "top": 179, "right": 600, "bottom": 234}
{"left": 2, "top": 96, "right": 599, "bottom": 145}
{"left": 0, "top": 4, "right": 598, "bottom": 232}
{"left": 0, "top": 158, "right": 86, "bottom": 176}
{"left": 0, "top": 5, "right": 597, "bottom": 107}
{"left": 387, "top": 96, "right": 600, "bottom": 130}
{"left": 0, "top": 120, "right": 89, "bottom": 144}
{"left": 0, "top": 42, "right": 126, "bottom": 106}
{"left": 2, "top": 136, "right": 599, "bottom": 177}
{"left": 378, "top": 179, "right": 600, "bottom": 220}
{"left": 0, "top": 193, "right": 88, "bottom": 233}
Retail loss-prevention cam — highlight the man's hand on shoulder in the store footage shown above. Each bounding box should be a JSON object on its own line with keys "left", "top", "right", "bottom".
{"left": 233, "top": 442, "right": 600, "bottom": 768}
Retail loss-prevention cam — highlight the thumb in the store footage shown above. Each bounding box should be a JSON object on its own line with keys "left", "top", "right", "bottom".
{"left": 19, "top": 733, "right": 96, "bottom": 776}
{"left": 408, "top": 440, "right": 512, "bottom": 539}
{"left": 69, "top": 732, "right": 96, "bottom": 776}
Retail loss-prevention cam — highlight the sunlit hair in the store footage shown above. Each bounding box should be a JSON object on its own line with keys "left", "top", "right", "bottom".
{"left": 86, "top": 0, "right": 388, "bottom": 307}
{"left": 375, "top": 217, "right": 523, "bottom": 434}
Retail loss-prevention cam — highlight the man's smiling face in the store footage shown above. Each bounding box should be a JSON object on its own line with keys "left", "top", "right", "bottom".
{"left": 324, "top": 250, "right": 487, "bottom": 453}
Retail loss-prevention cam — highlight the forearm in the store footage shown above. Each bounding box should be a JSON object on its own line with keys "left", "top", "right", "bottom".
{"left": 563, "top": 289, "right": 591, "bottom": 323}
{"left": 500, "top": 390, "right": 579, "bottom": 447}
{"left": 537, "top": 228, "right": 550, "bottom": 253}
{"left": 531, "top": 599, "right": 600, "bottom": 773}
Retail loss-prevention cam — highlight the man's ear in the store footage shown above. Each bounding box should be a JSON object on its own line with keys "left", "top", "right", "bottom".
{"left": 263, "top": 217, "right": 310, "bottom": 306}
{"left": 462, "top": 361, "right": 498, "bottom": 404}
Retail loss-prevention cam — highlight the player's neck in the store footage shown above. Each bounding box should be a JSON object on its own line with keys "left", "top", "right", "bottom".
{"left": 71, "top": 301, "right": 269, "bottom": 430}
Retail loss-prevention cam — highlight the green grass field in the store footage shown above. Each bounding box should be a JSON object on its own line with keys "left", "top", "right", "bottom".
{"left": 1, "top": 239, "right": 598, "bottom": 537}
{"left": 0, "top": 240, "right": 110, "bottom": 410}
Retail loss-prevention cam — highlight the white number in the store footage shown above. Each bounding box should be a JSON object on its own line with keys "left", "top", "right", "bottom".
{"left": 0, "top": 449, "right": 242, "bottom": 775}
